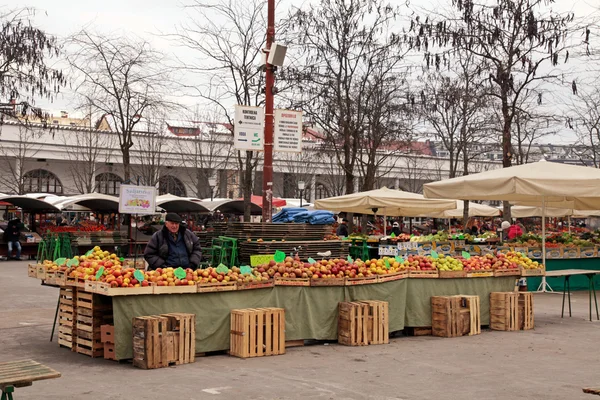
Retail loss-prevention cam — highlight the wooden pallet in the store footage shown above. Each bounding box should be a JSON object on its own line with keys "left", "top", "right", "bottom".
{"left": 519, "top": 292, "right": 534, "bottom": 330}
{"left": 161, "top": 313, "right": 196, "bottom": 365}
{"left": 74, "top": 291, "right": 113, "bottom": 358}
{"left": 490, "top": 292, "right": 519, "bottom": 331}
{"left": 239, "top": 240, "right": 349, "bottom": 264}
{"left": 432, "top": 295, "right": 480, "bottom": 338}
{"left": 133, "top": 316, "right": 174, "bottom": 369}
{"left": 359, "top": 301, "right": 389, "bottom": 345}
{"left": 230, "top": 308, "right": 285, "bottom": 358}
{"left": 58, "top": 287, "right": 77, "bottom": 349}
{"left": 212, "top": 222, "right": 332, "bottom": 242}
{"left": 338, "top": 302, "right": 369, "bottom": 346}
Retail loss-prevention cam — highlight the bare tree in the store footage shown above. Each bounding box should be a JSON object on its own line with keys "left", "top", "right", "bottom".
{"left": 0, "top": 7, "right": 65, "bottom": 119}
{"left": 168, "top": 0, "right": 266, "bottom": 221}
{"left": 315, "top": 151, "right": 346, "bottom": 198}
{"left": 275, "top": 151, "right": 319, "bottom": 199}
{"left": 413, "top": 0, "right": 582, "bottom": 219}
{"left": 287, "top": 0, "right": 407, "bottom": 197}
{"left": 63, "top": 129, "right": 114, "bottom": 193}
{"left": 67, "top": 31, "right": 172, "bottom": 182}
{"left": 133, "top": 124, "right": 167, "bottom": 188}
{"left": 399, "top": 155, "right": 429, "bottom": 194}
{"left": 567, "top": 81, "right": 600, "bottom": 167}
{"left": 0, "top": 125, "right": 41, "bottom": 194}
{"left": 177, "top": 116, "right": 233, "bottom": 199}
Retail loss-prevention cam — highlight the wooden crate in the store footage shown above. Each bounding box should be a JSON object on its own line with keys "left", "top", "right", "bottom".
{"left": 58, "top": 287, "right": 77, "bottom": 349}
{"left": 404, "top": 326, "right": 432, "bottom": 336}
{"left": 236, "top": 279, "right": 274, "bottom": 291}
{"left": 197, "top": 281, "right": 238, "bottom": 293}
{"left": 161, "top": 313, "right": 196, "bottom": 365}
{"left": 75, "top": 291, "right": 113, "bottom": 358}
{"left": 101, "top": 324, "right": 115, "bottom": 344}
{"left": 133, "top": 316, "right": 176, "bottom": 369}
{"left": 338, "top": 302, "right": 369, "bottom": 346}
{"left": 466, "top": 270, "right": 494, "bottom": 278}
{"left": 104, "top": 342, "right": 116, "bottom": 360}
{"left": 310, "top": 277, "right": 345, "bottom": 287}
{"left": 490, "top": 292, "right": 519, "bottom": 331}
{"left": 344, "top": 275, "right": 378, "bottom": 286}
{"left": 359, "top": 301, "right": 389, "bottom": 345}
{"left": 493, "top": 268, "right": 521, "bottom": 277}
{"left": 27, "top": 264, "right": 38, "bottom": 278}
{"left": 377, "top": 270, "right": 409, "bottom": 283}
{"left": 432, "top": 295, "right": 480, "bottom": 338}
{"left": 274, "top": 277, "right": 310, "bottom": 287}
{"left": 230, "top": 308, "right": 285, "bottom": 358}
{"left": 520, "top": 267, "right": 545, "bottom": 276}
{"left": 438, "top": 270, "right": 467, "bottom": 279}
{"left": 408, "top": 270, "right": 439, "bottom": 278}
{"left": 519, "top": 292, "right": 534, "bottom": 330}
{"left": 153, "top": 284, "right": 197, "bottom": 295}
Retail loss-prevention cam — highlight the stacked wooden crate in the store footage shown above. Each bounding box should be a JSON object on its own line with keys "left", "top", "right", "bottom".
{"left": 489, "top": 292, "right": 534, "bottom": 331}
{"left": 74, "top": 291, "right": 113, "bottom": 357}
{"left": 338, "top": 301, "right": 389, "bottom": 346}
{"left": 58, "top": 287, "right": 77, "bottom": 349}
{"left": 431, "top": 295, "right": 481, "bottom": 338}
{"left": 133, "top": 313, "right": 196, "bottom": 369}
{"left": 230, "top": 308, "right": 285, "bottom": 358}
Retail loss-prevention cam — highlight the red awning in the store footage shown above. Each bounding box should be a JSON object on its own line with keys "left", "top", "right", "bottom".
{"left": 241, "top": 195, "right": 287, "bottom": 208}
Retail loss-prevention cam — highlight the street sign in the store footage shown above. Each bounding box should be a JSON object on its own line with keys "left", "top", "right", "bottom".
{"left": 234, "top": 105, "right": 264, "bottom": 151}
{"left": 274, "top": 109, "right": 302, "bottom": 152}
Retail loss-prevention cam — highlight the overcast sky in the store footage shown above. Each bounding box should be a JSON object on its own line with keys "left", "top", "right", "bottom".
{"left": 20, "top": 0, "right": 600, "bottom": 144}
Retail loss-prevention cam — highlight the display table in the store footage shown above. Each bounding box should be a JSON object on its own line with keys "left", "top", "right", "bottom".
{"left": 111, "top": 277, "right": 516, "bottom": 360}
{"left": 545, "top": 269, "right": 600, "bottom": 321}
{"left": 527, "top": 259, "right": 600, "bottom": 291}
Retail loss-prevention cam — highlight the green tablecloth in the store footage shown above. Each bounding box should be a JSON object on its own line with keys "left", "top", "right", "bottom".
{"left": 112, "top": 277, "right": 516, "bottom": 359}
{"left": 526, "top": 258, "right": 600, "bottom": 291}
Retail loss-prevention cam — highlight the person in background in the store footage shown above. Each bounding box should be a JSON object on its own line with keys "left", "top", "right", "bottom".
{"left": 336, "top": 218, "right": 349, "bottom": 237}
{"left": 4, "top": 218, "right": 22, "bottom": 260}
{"left": 502, "top": 220, "right": 523, "bottom": 240}
{"left": 517, "top": 220, "right": 526, "bottom": 234}
{"left": 144, "top": 213, "right": 202, "bottom": 270}
{"left": 391, "top": 222, "right": 401, "bottom": 236}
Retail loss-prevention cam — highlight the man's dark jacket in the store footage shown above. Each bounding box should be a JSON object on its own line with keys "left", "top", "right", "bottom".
{"left": 144, "top": 225, "right": 202, "bottom": 270}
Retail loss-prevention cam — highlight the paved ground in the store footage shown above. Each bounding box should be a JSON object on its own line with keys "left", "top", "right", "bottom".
{"left": 2, "top": 261, "right": 600, "bottom": 400}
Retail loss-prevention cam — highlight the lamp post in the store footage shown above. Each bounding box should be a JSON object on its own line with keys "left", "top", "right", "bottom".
{"left": 298, "top": 180, "right": 305, "bottom": 208}
{"left": 208, "top": 177, "right": 217, "bottom": 202}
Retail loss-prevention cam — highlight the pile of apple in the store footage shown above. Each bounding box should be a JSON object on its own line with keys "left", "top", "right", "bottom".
{"left": 146, "top": 267, "right": 198, "bottom": 287}
{"left": 41, "top": 259, "right": 69, "bottom": 272}
{"left": 101, "top": 267, "right": 151, "bottom": 288}
{"left": 433, "top": 254, "right": 463, "bottom": 271}
{"left": 458, "top": 254, "right": 494, "bottom": 271}
{"left": 68, "top": 246, "right": 122, "bottom": 281}
{"left": 505, "top": 251, "right": 541, "bottom": 270}
{"left": 400, "top": 255, "right": 436, "bottom": 271}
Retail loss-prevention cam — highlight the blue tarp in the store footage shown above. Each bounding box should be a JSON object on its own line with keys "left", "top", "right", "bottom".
{"left": 272, "top": 208, "right": 335, "bottom": 225}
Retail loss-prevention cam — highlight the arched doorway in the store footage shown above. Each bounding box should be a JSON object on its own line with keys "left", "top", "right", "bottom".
{"left": 159, "top": 175, "right": 187, "bottom": 197}
{"left": 95, "top": 172, "right": 123, "bottom": 195}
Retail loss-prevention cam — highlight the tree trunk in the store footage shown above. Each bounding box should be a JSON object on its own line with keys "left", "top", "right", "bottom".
{"left": 122, "top": 148, "right": 131, "bottom": 182}
{"left": 501, "top": 83, "right": 512, "bottom": 222}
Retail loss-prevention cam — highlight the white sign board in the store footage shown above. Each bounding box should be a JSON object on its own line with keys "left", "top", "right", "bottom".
{"left": 274, "top": 109, "right": 303, "bottom": 152}
{"left": 119, "top": 185, "right": 157, "bottom": 215}
{"left": 234, "top": 105, "right": 264, "bottom": 151}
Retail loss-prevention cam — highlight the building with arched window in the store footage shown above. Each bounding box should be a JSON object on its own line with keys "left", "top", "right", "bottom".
{"left": 159, "top": 175, "right": 187, "bottom": 197}
{"left": 95, "top": 173, "right": 123, "bottom": 195}
{"left": 23, "top": 169, "right": 63, "bottom": 194}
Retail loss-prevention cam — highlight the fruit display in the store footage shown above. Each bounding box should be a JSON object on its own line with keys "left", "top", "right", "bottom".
{"left": 401, "top": 255, "right": 436, "bottom": 271}
{"left": 505, "top": 251, "right": 541, "bottom": 270}
{"left": 40, "top": 259, "right": 69, "bottom": 272}
{"left": 458, "top": 255, "right": 494, "bottom": 272}
{"left": 433, "top": 255, "right": 463, "bottom": 271}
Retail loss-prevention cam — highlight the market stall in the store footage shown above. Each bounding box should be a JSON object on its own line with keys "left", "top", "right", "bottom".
{"left": 424, "top": 160, "right": 600, "bottom": 292}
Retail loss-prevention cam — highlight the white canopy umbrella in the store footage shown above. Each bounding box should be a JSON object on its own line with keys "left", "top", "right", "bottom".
{"left": 156, "top": 194, "right": 209, "bottom": 213}
{"left": 314, "top": 187, "right": 457, "bottom": 233}
{"left": 428, "top": 201, "right": 501, "bottom": 218}
{"left": 424, "top": 160, "right": 600, "bottom": 292}
{"left": 47, "top": 193, "right": 121, "bottom": 212}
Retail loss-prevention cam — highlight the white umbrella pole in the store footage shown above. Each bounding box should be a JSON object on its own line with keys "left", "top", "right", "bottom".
{"left": 568, "top": 215, "right": 571, "bottom": 234}
{"left": 384, "top": 212, "right": 387, "bottom": 235}
{"left": 537, "top": 196, "right": 552, "bottom": 293}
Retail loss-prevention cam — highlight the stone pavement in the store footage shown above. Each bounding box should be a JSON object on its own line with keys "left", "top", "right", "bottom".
{"left": 1, "top": 261, "right": 599, "bottom": 400}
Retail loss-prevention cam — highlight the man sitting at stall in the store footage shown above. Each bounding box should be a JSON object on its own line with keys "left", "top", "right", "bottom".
{"left": 144, "top": 213, "right": 202, "bottom": 270}
{"left": 4, "top": 218, "right": 22, "bottom": 260}
{"left": 336, "top": 218, "right": 349, "bottom": 237}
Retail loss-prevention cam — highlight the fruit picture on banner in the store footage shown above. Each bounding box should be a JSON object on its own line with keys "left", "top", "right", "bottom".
{"left": 118, "top": 184, "right": 156, "bottom": 215}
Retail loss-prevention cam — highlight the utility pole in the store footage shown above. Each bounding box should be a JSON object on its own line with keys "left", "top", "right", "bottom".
{"left": 261, "top": 0, "right": 275, "bottom": 223}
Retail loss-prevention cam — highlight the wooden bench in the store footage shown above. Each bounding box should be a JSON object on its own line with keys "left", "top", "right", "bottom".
{"left": 0, "top": 360, "right": 61, "bottom": 399}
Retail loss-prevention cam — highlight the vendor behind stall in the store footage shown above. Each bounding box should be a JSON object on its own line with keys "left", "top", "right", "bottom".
{"left": 336, "top": 218, "right": 349, "bottom": 237}
{"left": 144, "top": 213, "right": 202, "bottom": 270}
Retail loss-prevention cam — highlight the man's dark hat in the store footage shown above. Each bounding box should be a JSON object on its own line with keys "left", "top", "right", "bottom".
{"left": 165, "top": 213, "right": 182, "bottom": 223}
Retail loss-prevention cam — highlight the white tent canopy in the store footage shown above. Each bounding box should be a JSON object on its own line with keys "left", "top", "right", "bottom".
{"left": 428, "top": 201, "right": 501, "bottom": 218}
{"left": 511, "top": 206, "right": 600, "bottom": 218}
{"left": 156, "top": 194, "right": 209, "bottom": 213}
{"left": 314, "top": 187, "right": 457, "bottom": 217}
{"left": 46, "top": 193, "right": 121, "bottom": 212}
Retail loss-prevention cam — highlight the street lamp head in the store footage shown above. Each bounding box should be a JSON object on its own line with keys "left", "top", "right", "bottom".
{"left": 297, "top": 180, "right": 305, "bottom": 190}
{"left": 208, "top": 177, "right": 217, "bottom": 188}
